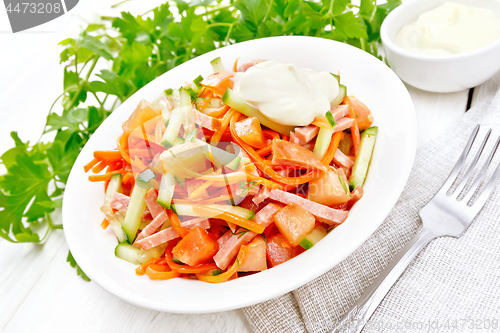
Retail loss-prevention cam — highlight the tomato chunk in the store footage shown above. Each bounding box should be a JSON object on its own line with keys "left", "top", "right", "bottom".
{"left": 123, "top": 100, "right": 160, "bottom": 133}
{"left": 350, "top": 96, "right": 373, "bottom": 131}
{"left": 273, "top": 203, "right": 315, "bottom": 246}
{"left": 272, "top": 139, "right": 327, "bottom": 171}
{"left": 266, "top": 233, "right": 304, "bottom": 267}
{"left": 172, "top": 226, "right": 219, "bottom": 266}
{"left": 238, "top": 235, "right": 267, "bottom": 272}
{"left": 235, "top": 117, "right": 267, "bottom": 148}
{"left": 308, "top": 166, "right": 352, "bottom": 206}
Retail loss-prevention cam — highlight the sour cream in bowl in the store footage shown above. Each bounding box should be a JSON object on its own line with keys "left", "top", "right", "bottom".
{"left": 381, "top": 0, "right": 500, "bottom": 93}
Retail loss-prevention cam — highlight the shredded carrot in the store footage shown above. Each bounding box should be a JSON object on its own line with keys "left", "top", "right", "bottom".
{"left": 117, "top": 131, "right": 132, "bottom": 164}
{"left": 230, "top": 112, "right": 316, "bottom": 186}
{"left": 166, "top": 209, "right": 189, "bottom": 238}
{"left": 233, "top": 57, "right": 240, "bottom": 72}
{"left": 311, "top": 116, "right": 330, "bottom": 129}
{"left": 172, "top": 194, "right": 232, "bottom": 205}
{"left": 100, "top": 218, "right": 109, "bottom": 229}
{"left": 154, "top": 118, "right": 167, "bottom": 143}
{"left": 256, "top": 129, "right": 280, "bottom": 156}
{"left": 197, "top": 93, "right": 213, "bottom": 110}
{"left": 93, "top": 150, "right": 122, "bottom": 163}
{"left": 136, "top": 258, "right": 162, "bottom": 275}
{"left": 344, "top": 96, "right": 361, "bottom": 157}
{"left": 91, "top": 160, "right": 107, "bottom": 174}
{"left": 189, "top": 179, "right": 215, "bottom": 199}
{"left": 201, "top": 72, "right": 234, "bottom": 97}
{"left": 200, "top": 88, "right": 213, "bottom": 98}
{"left": 211, "top": 108, "right": 236, "bottom": 145}
{"left": 207, "top": 104, "right": 230, "bottom": 118}
{"left": 84, "top": 158, "right": 100, "bottom": 173}
{"left": 196, "top": 245, "right": 248, "bottom": 283}
{"left": 321, "top": 132, "right": 343, "bottom": 166}
{"left": 122, "top": 172, "right": 134, "bottom": 184}
{"left": 131, "top": 156, "right": 149, "bottom": 174}
{"left": 146, "top": 264, "right": 181, "bottom": 280}
{"left": 192, "top": 205, "right": 265, "bottom": 234}
{"left": 88, "top": 169, "right": 122, "bottom": 182}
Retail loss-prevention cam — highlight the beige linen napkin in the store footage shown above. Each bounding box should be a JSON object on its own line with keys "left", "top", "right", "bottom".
{"left": 243, "top": 86, "right": 500, "bottom": 333}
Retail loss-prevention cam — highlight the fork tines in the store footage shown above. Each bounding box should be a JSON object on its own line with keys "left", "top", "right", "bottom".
{"left": 442, "top": 125, "right": 500, "bottom": 207}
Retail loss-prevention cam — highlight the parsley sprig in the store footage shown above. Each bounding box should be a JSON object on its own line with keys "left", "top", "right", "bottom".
{"left": 0, "top": 0, "right": 400, "bottom": 279}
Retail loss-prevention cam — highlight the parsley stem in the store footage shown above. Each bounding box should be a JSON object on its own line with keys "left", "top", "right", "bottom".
{"left": 111, "top": 0, "right": 132, "bottom": 8}
{"left": 224, "top": 24, "right": 234, "bottom": 45}
{"left": 203, "top": 4, "right": 232, "bottom": 16}
{"left": 65, "top": 56, "right": 98, "bottom": 112}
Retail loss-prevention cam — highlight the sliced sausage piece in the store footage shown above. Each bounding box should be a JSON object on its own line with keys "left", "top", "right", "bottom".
{"left": 333, "top": 149, "right": 354, "bottom": 168}
{"left": 252, "top": 186, "right": 270, "bottom": 205}
{"left": 194, "top": 109, "right": 222, "bottom": 132}
{"left": 333, "top": 117, "right": 355, "bottom": 133}
{"left": 272, "top": 139, "right": 327, "bottom": 171}
{"left": 294, "top": 125, "right": 319, "bottom": 143}
{"left": 347, "top": 187, "right": 364, "bottom": 210}
{"left": 135, "top": 210, "right": 169, "bottom": 242}
{"left": 134, "top": 218, "right": 210, "bottom": 250}
{"left": 214, "top": 228, "right": 256, "bottom": 270}
{"left": 144, "top": 189, "right": 165, "bottom": 219}
{"left": 289, "top": 132, "right": 306, "bottom": 145}
{"left": 110, "top": 192, "right": 151, "bottom": 217}
{"left": 331, "top": 104, "right": 350, "bottom": 122}
{"left": 252, "top": 202, "right": 283, "bottom": 227}
{"left": 269, "top": 189, "right": 348, "bottom": 225}
{"left": 213, "top": 202, "right": 282, "bottom": 269}
{"left": 110, "top": 192, "right": 130, "bottom": 212}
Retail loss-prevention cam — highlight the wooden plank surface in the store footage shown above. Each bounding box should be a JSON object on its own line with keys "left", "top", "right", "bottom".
{"left": 1, "top": 0, "right": 499, "bottom": 330}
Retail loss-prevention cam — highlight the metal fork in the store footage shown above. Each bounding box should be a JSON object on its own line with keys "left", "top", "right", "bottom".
{"left": 332, "top": 125, "right": 500, "bottom": 333}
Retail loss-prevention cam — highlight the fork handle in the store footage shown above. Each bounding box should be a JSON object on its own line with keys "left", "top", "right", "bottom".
{"left": 331, "top": 227, "right": 437, "bottom": 333}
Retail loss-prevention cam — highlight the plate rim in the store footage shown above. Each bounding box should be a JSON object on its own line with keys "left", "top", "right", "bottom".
{"left": 63, "top": 35, "right": 417, "bottom": 314}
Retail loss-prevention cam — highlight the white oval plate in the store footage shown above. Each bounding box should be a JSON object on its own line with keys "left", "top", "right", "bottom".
{"left": 63, "top": 36, "right": 416, "bottom": 314}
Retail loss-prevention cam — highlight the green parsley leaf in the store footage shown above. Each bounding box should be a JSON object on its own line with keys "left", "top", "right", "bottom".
{"left": 67, "top": 251, "right": 91, "bottom": 281}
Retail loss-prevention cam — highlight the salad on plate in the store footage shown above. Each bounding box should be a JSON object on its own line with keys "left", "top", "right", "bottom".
{"left": 83, "top": 57, "right": 377, "bottom": 283}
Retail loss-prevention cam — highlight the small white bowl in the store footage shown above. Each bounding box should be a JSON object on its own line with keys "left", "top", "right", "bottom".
{"left": 381, "top": 0, "right": 500, "bottom": 93}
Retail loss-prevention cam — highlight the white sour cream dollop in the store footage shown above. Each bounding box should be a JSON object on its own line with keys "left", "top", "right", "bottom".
{"left": 395, "top": 2, "right": 500, "bottom": 55}
{"left": 233, "top": 61, "right": 339, "bottom": 126}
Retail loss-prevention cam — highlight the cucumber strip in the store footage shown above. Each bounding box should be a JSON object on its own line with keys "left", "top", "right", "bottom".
{"left": 122, "top": 184, "right": 150, "bottom": 243}
{"left": 225, "top": 156, "right": 242, "bottom": 171}
{"left": 161, "top": 89, "right": 183, "bottom": 147}
{"left": 102, "top": 174, "right": 127, "bottom": 243}
{"left": 222, "top": 89, "right": 295, "bottom": 136}
{"left": 157, "top": 172, "right": 176, "bottom": 209}
{"left": 191, "top": 137, "right": 250, "bottom": 169}
{"left": 331, "top": 84, "right": 347, "bottom": 106}
{"left": 171, "top": 204, "right": 255, "bottom": 220}
{"left": 161, "top": 89, "right": 192, "bottom": 147}
{"left": 210, "top": 57, "right": 226, "bottom": 72}
{"left": 193, "top": 75, "right": 204, "bottom": 87}
{"left": 139, "top": 244, "right": 167, "bottom": 264}
{"left": 172, "top": 256, "right": 183, "bottom": 264}
{"left": 349, "top": 126, "right": 378, "bottom": 188}
{"left": 330, "top": 73, "right": 340, "bottom": 83}
{"left": 313, "top": 126, "right": 335, "bottom": 160}
{"left": 136, "top": 169, "right": 156, "bottom": 187}
{"left": 299, "top": 226, "right": 327, "bottom": 250}
{"left": 209, "top": 269, "right": 223, "bottom": 276}
{"left": 115, "top": 243, "right": 143, "bottom": 265}
{"left": 115, "top": 243, "right": 165, "bottom": 265}
{"left": 180, "top": 88, "right": 195, "bottom": 133}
